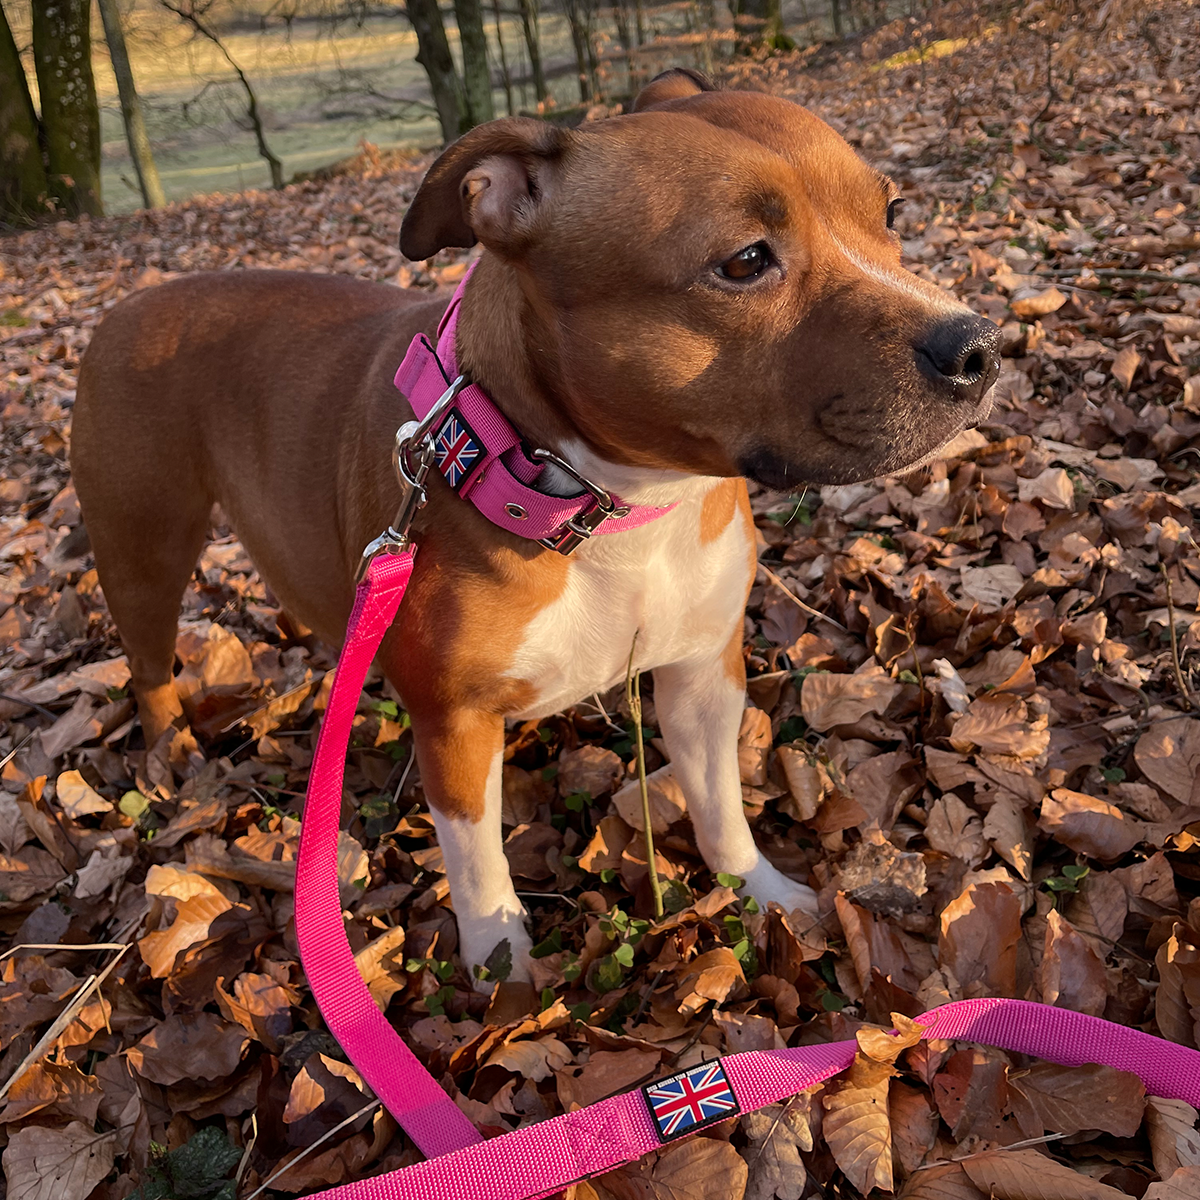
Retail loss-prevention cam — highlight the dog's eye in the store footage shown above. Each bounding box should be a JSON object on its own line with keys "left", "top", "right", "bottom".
{"left": 718, "top": 243, "right": 772, "bottom": 281}
{"left": 886, "top": 198, "right": 905, "bottom": 230}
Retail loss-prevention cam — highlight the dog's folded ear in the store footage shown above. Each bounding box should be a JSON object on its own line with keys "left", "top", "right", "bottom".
{"left": 631, "top": 68, "right": 714, "bottom": 113}
{"left": 400, "top": 118, "right": 570, "bottom": 261}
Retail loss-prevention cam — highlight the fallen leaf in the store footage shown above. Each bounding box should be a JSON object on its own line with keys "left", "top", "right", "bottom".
{"left": 1145, "top": 1166, "right": 1200, "bottom": 1200}
{"left": 1135, "top": 722, "right": 1200, "bottom": 805}
{"left": 2, "top": 1121, "right": 117, "bottom": 1200}
{"left": 53, "top": 770, "right": 111, "bottom": 818}
{"left": 1146, "top": 1097, "right": 1200, "bottom": 1180}
{"left": 822, "top": 1053, "right": 895, "bottom": 1194}
{"left": 127, "top": 1011, "right": 249, "bottom": 1085}
{"left": 801, "top": 663, "right": 898, "bottom": 732}
{"left": 1039, "top": 789, "right": 1143, "bottom": 860}
{"left": 961, "top": 1146, "right": 1128, "bottom": 1198}
{"left": 1009, "top": 1061, "right": 1145, "bottom": 1137}
{"left": 613, "top": 764, "right": 687, "bottom": 833}
{"left": 1040, "top": 909, "right": 1107, "bottom": 1016}
{"left": 1111, "top": 343, "right": 1141, "bottom": 390}
{"left": 741, "top": 1096, "right": 814, "bottom": 1200}
{"left": 925, "top": 794, "right": 988, "bottom": 867}
{"left": 938, "top": 881, "right": 1021, "bottom": 997}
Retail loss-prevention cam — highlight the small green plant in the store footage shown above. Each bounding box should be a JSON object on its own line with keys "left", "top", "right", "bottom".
{"left": 128, "top": 1125, "right": 241, "bottom": 1200}
{"left": 592, "top": 907, "right": 650, "bottom": 994}
{"left": 1043, "top": 863, "right": 1089, "bottom": 908}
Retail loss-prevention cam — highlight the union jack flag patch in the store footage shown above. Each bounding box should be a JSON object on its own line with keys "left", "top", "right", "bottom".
{"left": 643, "top": 1059, "right": 739, "bottom": 1141}
{"left": 433, "top": 410, "right": 483, "bottom": 490}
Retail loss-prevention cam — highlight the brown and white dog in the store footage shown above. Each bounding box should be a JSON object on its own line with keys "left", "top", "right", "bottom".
{"left": 72, "top": 69, "right": 999, "bottom": 983}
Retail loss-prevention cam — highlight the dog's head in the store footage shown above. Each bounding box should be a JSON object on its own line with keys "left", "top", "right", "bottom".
{"left": 401, "top": 70, "right": 1000, "bottom": 488}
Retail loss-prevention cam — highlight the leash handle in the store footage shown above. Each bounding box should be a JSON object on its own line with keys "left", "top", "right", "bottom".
{"left": 294, "top": 551, "right": 484, "bottom": 1159}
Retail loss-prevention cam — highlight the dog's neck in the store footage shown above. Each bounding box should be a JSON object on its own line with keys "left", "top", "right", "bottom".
{"left": 453, "top": 253, "right": 710, "bottom": 508}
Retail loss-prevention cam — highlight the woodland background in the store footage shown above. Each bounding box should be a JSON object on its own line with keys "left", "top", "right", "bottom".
{"left": 2, "top": 1, "right": 1200, "bottom": 1199}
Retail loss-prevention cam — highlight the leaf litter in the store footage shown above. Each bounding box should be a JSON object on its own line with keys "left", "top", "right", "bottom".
{"left": 1, "top": 2, "right": 1200, "bottom": 1197}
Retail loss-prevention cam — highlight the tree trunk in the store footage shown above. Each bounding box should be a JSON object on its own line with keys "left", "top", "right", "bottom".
{"left": 160, "top": 0, "right": 283, "bottom": 188}
{"left": 406, "top": 0, "right": 466, "bottom": 141}
{"left": 453, "top": 0, "right": 494, "bottom": 127}
{"left": 0, "top": 0, "right": 50, "bottom": 225}
{"left": 562, "top": 0, "right": 592, "bottom": 103}
{"left": 96, "top": 0, "right": 166, "bottom": 209}
{"left": 516, "top": 0, "right": 546, "bottom": 103}
{"left": 32, "top": 0, "right": 102, "bottom": 216}
{"left": 491, "top": 0, "right": 513, "bottom": 115}
{"left": 830, "top": 0, "right": 842, "bottom": 38}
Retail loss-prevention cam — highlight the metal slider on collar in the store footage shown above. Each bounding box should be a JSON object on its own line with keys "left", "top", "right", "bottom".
{"left": 531, "top": 447, "right": 621, "bottom": 555}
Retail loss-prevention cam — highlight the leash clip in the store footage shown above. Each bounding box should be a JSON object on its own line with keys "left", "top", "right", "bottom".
{"left": 356, "top": 376, "right": 467, "bottom": 581}
{"left": 531, "top": 447, "right": 618, "bottom": 555}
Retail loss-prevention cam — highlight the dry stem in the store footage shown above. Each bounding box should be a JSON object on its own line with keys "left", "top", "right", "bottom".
{"left": 626, "top": 633, "right": 663, "bottom": 919}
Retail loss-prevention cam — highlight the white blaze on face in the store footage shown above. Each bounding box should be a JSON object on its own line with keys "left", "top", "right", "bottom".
{"left": 833, "top": 238, "right": 968, "bottom": 318}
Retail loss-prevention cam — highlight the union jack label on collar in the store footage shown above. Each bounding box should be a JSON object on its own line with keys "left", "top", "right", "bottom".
{"left": 433, "top": 410, "right": 483, "bottom": 490}
{"left": 643, "top": 1059, "right": 739, "bottom": 1141}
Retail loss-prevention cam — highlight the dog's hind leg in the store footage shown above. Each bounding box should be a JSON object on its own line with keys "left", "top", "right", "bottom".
{"left": 73, "top": 351, "right": 214, "bottom": 751}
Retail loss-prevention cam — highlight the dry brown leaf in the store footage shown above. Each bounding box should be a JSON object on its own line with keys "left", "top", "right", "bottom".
{"left": 484, "top": 1036, "right": 572, "bottom": 1081}
{"left": 127, "top": 1011, "right": 249, "bottom": 1085}
{"left": 613, "top": 764, "right": 686, "bottom": 834}
{"left": 1008, "top": 1061, "right": 1144, "bottom": 1137}
{"left": 137, "top": 891, "right": 234, "bottom": 978}
{"left": 1135, "top": 722, "right": 1200, "bottom": 806}
{"left": 889, "top": 1080, "right": 939, "bottom": 1174}
{"left": 1111, "top": 343, "right": 1142, "bottom": 390}
{"left": 1039, "top": 909, "right": 1107, "bottom": 1017}
{"left": 53, "top": 769, "right": 111, "bottom": 818}
{"left": 741, "top": 1095, "right": 815, "bottom": 1200}
{"left": 578, "top": 815, "right": 634, "bottom": 873}
{"left": 898, "top": 1161, "right": 988, "bottom": 1199}
{"left": 674, "top": 947, "right": 746, "bottom": 1014}
{"left": 1009, "top": 285, "right": 1066, "bottom": 317}
{"left": 822, "top": 1053, "right": 895, "bottom": 1194}
{"left": 1146, "top": 1097, "right": 1200, "bottom": 1180}
{"left": 0, "top": 846, "right": 66, "bottom": 902}
{"left": 939, "top": 881, "right": 1021, "bottom": 997}
{"left": 925, "top": 794, "right": 988, "bottom": 867}
{"left": 801, "top": 663, "right": 898, "bottom": 732}
{"left": 961, "top": 1146, "right": 1129, "bottom": 1199}
{"left": 949, "top": 695, "right": 1049, "bottom": 759}
{"left": 1155, "top": 926, "right": 1200, "bottom": 1049}
{"left": 1038, "top": 789, "right": 1143, "bottom": 860}
{"left": 1145, "top": 1166, "right": 1200, "bottom": 1200}
{"left": 557, "top": 745, "right": 624, "bottom": 798}
{"left": 982, "top": 795, "right": 1032, "bottom": 880}
{"left": 595, "top": 1135, "right": 748, "bottom": 1200}
{"left": 1, "top": 1121, "right": 117, "bottom": 1200}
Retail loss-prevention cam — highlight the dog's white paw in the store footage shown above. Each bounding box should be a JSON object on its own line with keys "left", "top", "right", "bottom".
{"left": 736, "top": 860, "right": 819, "bottom": 923}
{"left": 458, "top": 910, "right": 534, "bottom": 991}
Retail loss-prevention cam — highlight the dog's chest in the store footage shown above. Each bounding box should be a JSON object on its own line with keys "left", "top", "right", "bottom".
{"left": 506, "top": 482, "right": 752, "bottom": 718}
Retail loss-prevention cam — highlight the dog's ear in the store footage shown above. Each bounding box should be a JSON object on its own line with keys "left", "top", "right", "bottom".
{"left": 400, "top": 118, "right": 570, "bottom": 261}
{"left": 631, "top": 68, "right": 715, "bottom": 113}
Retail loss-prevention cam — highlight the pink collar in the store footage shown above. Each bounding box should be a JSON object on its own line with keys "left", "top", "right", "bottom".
{"left": 393, "top": 265, "right": 674, "bottom": 553}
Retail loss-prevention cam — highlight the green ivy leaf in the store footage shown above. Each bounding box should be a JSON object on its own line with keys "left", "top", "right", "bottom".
{"left": 716, "top": 872, "right": 745, "bottom": 889}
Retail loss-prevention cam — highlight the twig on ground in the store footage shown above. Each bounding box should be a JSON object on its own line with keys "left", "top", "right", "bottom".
{"left": 626, "top": 632, "right": 663, "bottom": 920}
{"left": 1042, "top": 267, "right": 1192, "bottom": 285}
{"left": 758, "top": 564, "right": 848, "bottom": 632}
{"left": 1161, "top": 564, "right": 1194, "bottom": 712}
{"left": 0, "top": 942, "right": 128, "bottom": 963}
{"left": 246, "top": 1098, "right": 380, "bottom": 1200}
{"left": 0, "top": 940, "right": 132, "bottom": 1101}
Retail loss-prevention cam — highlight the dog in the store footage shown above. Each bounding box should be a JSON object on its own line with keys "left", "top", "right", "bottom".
{"left": 72, "top": 68, "right": 1000, "bottom": 984}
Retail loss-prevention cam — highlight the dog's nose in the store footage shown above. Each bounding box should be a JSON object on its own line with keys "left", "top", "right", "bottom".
{"left": 915, "top": 315, "right": 1001, "bottom": 402}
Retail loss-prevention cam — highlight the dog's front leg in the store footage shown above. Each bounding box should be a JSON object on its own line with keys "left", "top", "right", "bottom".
{"left": 409, "top": 708, "right": 534, "bottom": 986}
{"left": 654, "top": 642, "right": 818, "bottom": 918}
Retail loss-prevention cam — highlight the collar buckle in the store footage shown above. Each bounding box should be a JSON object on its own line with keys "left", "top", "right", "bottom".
{"left": 531, "top": 448, "right": 619, "bottom": 555}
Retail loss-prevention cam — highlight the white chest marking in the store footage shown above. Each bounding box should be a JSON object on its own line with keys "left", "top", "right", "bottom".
{"left": 507, "top": 476, "right": 750, "bottom": 719}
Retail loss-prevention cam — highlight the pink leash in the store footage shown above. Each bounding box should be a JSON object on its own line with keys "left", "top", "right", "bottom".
{"left": 295, "top": 553, "right": 1200, "bottom": 1200}
{"left": 293, "top": 292, "right": 1200, "bottom": 1197}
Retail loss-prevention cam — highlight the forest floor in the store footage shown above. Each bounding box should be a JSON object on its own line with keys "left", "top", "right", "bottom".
{"left": 1, "top": 2, "right": 1200, "bottom": 1198}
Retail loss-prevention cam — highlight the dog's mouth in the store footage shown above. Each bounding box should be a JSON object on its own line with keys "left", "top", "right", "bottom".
{"left": 740, "top": 389, "right": 995, "bottom": 493}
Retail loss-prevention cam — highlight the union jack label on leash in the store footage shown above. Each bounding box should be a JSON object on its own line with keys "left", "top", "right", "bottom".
{"left": 643, "top": 1059, "right": 739, "bottom": 1141}
{"left": 433, "top": 410, "right": 483, "bottom": 490}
